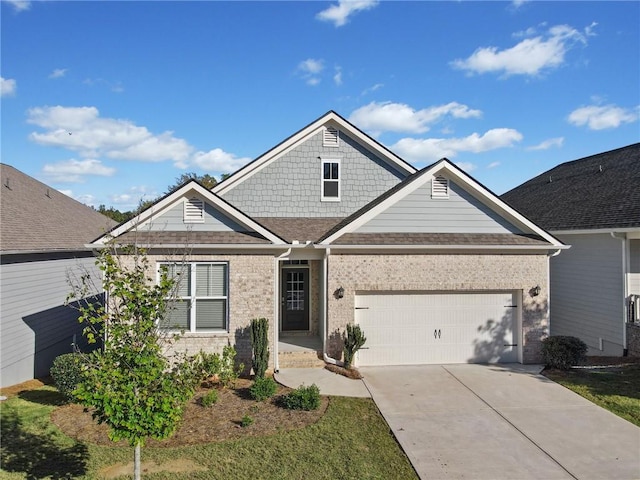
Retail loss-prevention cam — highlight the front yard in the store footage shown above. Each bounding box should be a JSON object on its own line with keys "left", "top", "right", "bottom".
{"left": 0, "top": 379, "right": 418, "bottom": 479}
{"left": 542, "top": 357, "right": 640, "bottom": 427}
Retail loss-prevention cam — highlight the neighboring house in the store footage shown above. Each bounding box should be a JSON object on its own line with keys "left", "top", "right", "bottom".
{"left": 95, "top": 111, "right": 566, "bottom": 370}
{"left": 502, "top": 143, "right": 640, "bottom": 356}
{"left": 0, "top": 164, "right": 116, "bottom": 387}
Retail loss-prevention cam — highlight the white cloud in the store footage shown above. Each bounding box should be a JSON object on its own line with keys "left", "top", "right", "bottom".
{"left": 109, "top": 185, "right": 157, "bottom": 207}
{"left": 5, "top": 0, "right": 30, "bottom": 12}
{"left": 190, "top": 148, "right": 252, "bottom": 173}
{"left": 455, "top": 162, "right": 476, "bottom": 172}
{"left": 58, "top": 189, "right": 97, "bottom": 207}
{"left": 361, "top": 83, "right": 383, "bottom": 96}
{"left": 42, "top": 159, "right": 116, "bottom": 183}
{"left": 567, "top": 104, "right": 639, "bottom": 130}
{"left": 451, "top": 24, "right": 592, "bottom": 77}
{"left": 316, "top": 0, "right": 378, "bottom": 27}
{"left": 349, "top": 101, "right": 482, "bottom": 136}
{"left": 527, "top": 137, "right": 564, "bottom": 150}
{"left": 392, "top": 128, "right": 523, "bottom": 163}
{"left": 334, "top": 66, "right": 343, "bottom": 86}
{"left": 487, "top": 161, "right": 501, "bottom": 169}
{"left": 1, "top": 77, "right": 16, "bottom": 97}
{"left": 49, "top": 68, "right": 67, "bottom": 79}
{"left": 28, "top": 106, "right": 193, "bottom": 164}
{"left": 297, "top": 58, "right": 324, "bottom": 85}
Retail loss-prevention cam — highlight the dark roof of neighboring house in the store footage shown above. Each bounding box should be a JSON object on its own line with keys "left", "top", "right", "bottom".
{"left": 501, "top": 143, "right": 640, "bottom": 231}
{"left": 0, "top": 164, "right": 117, "bottom": 252}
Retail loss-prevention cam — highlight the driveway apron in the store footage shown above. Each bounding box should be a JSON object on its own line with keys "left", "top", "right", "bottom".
{"left": 361, "top": 364, "right": 640, "bottom": 480}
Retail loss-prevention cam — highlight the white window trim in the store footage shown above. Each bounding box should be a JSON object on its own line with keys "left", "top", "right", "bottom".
{"left": 158, "top": 262, "right": 229, "bottom": 333}
{"left": 321, "top": 158, "right": 341, "bottom": 202}
{"left": 184, "top": 197, "right": 205, "bottom": 223}
{"left": 431, "top": 175, "right": 449, "bottom": 199}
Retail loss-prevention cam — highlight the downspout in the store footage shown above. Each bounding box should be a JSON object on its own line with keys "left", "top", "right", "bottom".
{"left": 322, "top": 247, "right": 343, "bottom": 366}
{"left": 273, "top": 247, "right": 292, "bottom": 373}
{"left": 543, "top": 249, "right": 563, "bottom": 361}
{"left": 611, "top": 232, "right": 628, "bottom": 355}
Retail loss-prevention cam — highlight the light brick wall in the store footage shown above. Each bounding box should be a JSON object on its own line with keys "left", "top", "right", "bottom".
{"left": 327, "top": 254, "right": 550, "bottom": 363}
{"left": 627, "top": 323, "right": 640, "bottom": 357}
{"left": 145, "top": 253, "right": 276, "bottom": 370}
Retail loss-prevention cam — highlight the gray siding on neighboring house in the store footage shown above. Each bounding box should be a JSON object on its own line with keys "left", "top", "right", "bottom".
{"left": 356, "top": 180, "right": 522, "bottom": 234}
{"left": 0, "top": 254, "right": 100, "bottom": 387}
{"left": 550, "top": 233, "right": 624, "bottom": 355}
{"left": 141, "top": 201, "right": 247, "bottom": 232}
{"left": 220, "top": 131, "right": 407, "bottom": 217}
{"left": 630, "top": 239, "right": 640, "bottom": 295}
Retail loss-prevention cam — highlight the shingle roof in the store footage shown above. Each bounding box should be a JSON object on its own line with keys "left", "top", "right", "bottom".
{"left": 501, "top": 144, "right": 640, "bottom": 231}
{"left": 0, "top": 164, "right": 117, "bottom": 252}
{"left": 254, "top": 217, "right": 344, "bottom": 243}
{"left": 116, "top": 231, "right": 271, "bottom": 245}
{"left": 332, "top": 233, "right": 550, "bottom": 246}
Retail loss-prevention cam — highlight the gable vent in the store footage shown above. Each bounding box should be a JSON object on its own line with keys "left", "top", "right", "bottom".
{"left": 323, "top": 126, "right": 339, "bottom": 147}
{"left": 431, "top": 175, "right": 449, "bottom": 198}
{"left": 184, "top": 197, "right": 205, "bottom": 223}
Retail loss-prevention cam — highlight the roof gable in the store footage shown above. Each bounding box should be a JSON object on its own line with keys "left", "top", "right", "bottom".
{"left": 213, "top": 111, "right": 417, "bottom": 197}
{"left": 320, "top": 159, "right": 564, "bottom": 247}
{"left": 501, "top": 143, "right": 640, "bottom": 231}
{"left": 93, "top": 181, "right": 286, "bottom": 246}
{"left": 0, "top": 164, "right": 116, "bottom": 252}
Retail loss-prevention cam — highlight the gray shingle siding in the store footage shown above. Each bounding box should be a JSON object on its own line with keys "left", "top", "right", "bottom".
{"left": 220, "top": 131, "right": 407, "bottom": 217}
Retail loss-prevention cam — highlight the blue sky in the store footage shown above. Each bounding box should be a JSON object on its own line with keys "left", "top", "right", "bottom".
{"left": 2, "top": 0, "right": 639, "bottom": 210}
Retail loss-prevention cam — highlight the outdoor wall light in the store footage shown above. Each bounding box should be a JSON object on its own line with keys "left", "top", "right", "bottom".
{"left": 530, "top": 285, "right": 541, "bottom": 297}
{"left": 334, "top": 286, "right": 345, "bottom": 299}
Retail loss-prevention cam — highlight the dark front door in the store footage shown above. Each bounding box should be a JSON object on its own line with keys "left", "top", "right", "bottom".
{"left": 281, "top": 267, "right": 310, "bottom": 331}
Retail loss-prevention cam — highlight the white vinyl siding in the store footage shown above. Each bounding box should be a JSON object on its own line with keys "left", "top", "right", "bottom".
{"left": 321, "top": 159, "right": 341, "bottom": 202}
{"left": 161, "top": 262, "right": 228, "bottom": 332}
{"left": 629, "top": 239, "right": 640, "bottom": 296}
{"left": 551, "top": 233, "right": 624, "bottom": 354}
{"left": 355, "top": 291, "right": 519, "bottom": 366}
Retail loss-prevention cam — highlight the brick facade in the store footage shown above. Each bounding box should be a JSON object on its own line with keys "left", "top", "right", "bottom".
{"left": 627, "top": 322, "right": 640, "bottom": 357}
{"left": 326, "top": 253, "right": 550, "bottom": 364}
{"left": 146, "top": 253, "right": 276, "bottom": 370}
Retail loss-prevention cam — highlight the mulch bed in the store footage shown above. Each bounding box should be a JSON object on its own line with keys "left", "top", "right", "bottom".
{"left": 50, "top": 378, "right": 328, "bottom": 447}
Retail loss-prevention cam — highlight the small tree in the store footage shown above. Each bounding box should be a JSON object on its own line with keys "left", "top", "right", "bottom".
{"left": 250, "top": 317, "right": 270, "bottom": 378}
{"left": 67, "top": 245, "right": 197, "bottom": 480}
{"left": 343, "top": 324, "right": 366, "bottom": 370}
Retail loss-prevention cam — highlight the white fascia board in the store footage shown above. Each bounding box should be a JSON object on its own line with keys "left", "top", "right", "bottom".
{"left": 552, "top": 228, "right": 640, "bottom": 236}
{"left": 92, "top": 182, "right": 287, "bottom": 246}
{"left": 213, "top": 111, "right": 416, "bottom": 196}
{"left": 314, "top": 244, "right": 569, "bottom": 253}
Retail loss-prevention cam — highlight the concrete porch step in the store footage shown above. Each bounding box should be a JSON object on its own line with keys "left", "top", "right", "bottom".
{"left": 278, "top": 350, "right": 325, "bottom": 369}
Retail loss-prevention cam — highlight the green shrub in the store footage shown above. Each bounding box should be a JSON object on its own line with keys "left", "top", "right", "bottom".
{"left": 50, "top": 353, "right": 85, "bottom": 401}
{"left": 343, "top": 324, "right": 367, "bottom": 369}
{"left": 250, "top": 376, "right": 278, "bottom": 401}
{"left": 542, "top": 336, "right": 588, "bottom": 370}
{"left": 281, "top": 384, "right": 321, "bottom": 411}
{"left": 250, "top": 317, "right": 270, "bottom": 378}
{"left": 240, "top": 414, "right": 254, "bottom": 427}
{"left": 200, "top": 389, "right": 218, "bottom": 407}
{"left": 195, "top": 345, "right": 244, "bottom": 388}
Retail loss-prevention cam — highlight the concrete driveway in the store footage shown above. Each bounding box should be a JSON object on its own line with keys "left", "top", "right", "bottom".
{"left": 361, "top": 364, "right": 640, "bottom": 480}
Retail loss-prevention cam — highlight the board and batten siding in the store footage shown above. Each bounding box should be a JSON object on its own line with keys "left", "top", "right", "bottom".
{"left": 219, "top": 131, "right": 407, "bottom": 217}
{"left": 0, "top": 254, "right": 100, "bottom": 387}
{"left": 550, "top": 233, "right": 624, "bottom": 355}
{"left": 355, "top": 180, "right": 522, "bottom": 234}
{"left": 140, "top": 200, "right": 247, "bottom": 232}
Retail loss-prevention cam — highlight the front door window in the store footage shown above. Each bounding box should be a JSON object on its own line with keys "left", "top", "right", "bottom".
{"left": 282, "top": 267, "right": 309, "bottom": 331}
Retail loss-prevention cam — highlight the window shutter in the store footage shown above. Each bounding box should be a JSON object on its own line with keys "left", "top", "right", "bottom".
{"left": 323, "top": 126, "right": 339, "bottom": 147}
{"left": 432, "top": 175, "right": 449, "bottom": 198}
{"left": 184, "top": 197, "right": 205, "bottom": 223}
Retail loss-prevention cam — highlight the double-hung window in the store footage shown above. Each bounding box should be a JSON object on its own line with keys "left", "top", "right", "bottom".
{"left": 321, "top": 159, "right": 341, "bottom": 201}
{"left": 160, "top": 262, "right": 228, "bottom": 332}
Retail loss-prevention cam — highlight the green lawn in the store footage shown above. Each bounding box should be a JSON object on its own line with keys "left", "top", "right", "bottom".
{"left": 0, "top": 386, "right": 417, "bottom": 480}
{"left": 543, "top": 363, "right": 640, "bottom": 427}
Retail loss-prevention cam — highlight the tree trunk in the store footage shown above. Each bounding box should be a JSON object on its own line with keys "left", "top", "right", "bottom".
{"left": 134, "top": 443, "right": 141, "bottom": 480}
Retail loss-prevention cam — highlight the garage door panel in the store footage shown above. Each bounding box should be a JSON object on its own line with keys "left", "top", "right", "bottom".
{"left": 356, "top": 292, "right": 518, "bottom": 366}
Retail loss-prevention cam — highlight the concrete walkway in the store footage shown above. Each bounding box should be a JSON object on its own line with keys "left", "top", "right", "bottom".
{"left": 274, "top": 367, "right": 370, "bottom": 398}
{"left": 361, "top": 364, "right": 640, "bottom": 480}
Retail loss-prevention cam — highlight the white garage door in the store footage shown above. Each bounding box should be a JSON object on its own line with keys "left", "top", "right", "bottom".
{"left": 355, "top": 291, "right": 519, "bottom": 366}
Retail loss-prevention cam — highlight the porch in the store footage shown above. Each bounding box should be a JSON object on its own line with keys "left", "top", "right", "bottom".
{"left": 277, "top": 334, "right": 325, "bottom": 369}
